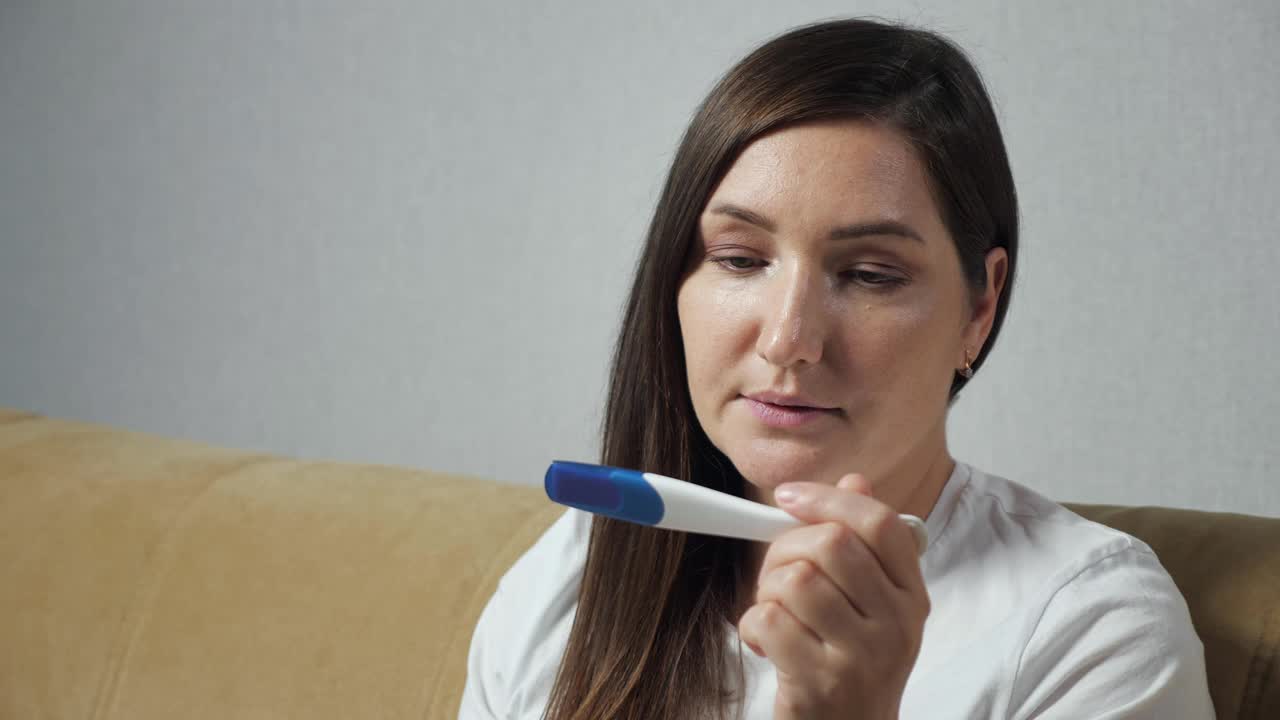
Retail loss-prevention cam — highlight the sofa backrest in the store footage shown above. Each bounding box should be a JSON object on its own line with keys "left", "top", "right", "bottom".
{"left": 1, "top": 408, "right": 1276, "bottom": 719}
{"left": 0, "top": 409, "right": 560, "bottom": 719}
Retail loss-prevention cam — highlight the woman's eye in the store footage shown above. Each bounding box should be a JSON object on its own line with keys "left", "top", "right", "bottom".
{"left": 710, "top": 255, "right": 762, "bottom": 271}
{"left": 845, "top": 269, "right": 906, "bottom": 287}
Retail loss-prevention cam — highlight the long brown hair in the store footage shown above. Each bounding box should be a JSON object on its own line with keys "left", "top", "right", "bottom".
{"left": 544, "top": 18, "right": 1019, "bottom": 719}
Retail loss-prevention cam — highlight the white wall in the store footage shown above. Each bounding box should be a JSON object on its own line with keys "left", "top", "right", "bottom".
{"left": 2, "top": 0, "right": 1276, "bottom": 515}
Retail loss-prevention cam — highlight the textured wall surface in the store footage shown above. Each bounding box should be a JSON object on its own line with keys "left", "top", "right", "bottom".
{"left": 2, "top": 1, "right": 1276, "bottom": 514}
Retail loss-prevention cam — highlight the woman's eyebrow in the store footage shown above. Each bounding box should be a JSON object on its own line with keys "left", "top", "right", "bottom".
{"left": 830, "top": 220, "right": 923, "bottom": 244}
{"left": 706, "top": 202, "right": 923, "bottom": 244}
{"left": 707, "top": 203, "right": 778, "bottom": 232}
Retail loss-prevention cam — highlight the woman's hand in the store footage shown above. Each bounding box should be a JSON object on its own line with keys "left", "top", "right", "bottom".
{"left": 737, "top": 474, "right": 930, "bottom": 720}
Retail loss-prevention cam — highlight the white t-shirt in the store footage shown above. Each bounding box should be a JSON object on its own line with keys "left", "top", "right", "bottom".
{"left": 459, "top": 462, "right": 1216, "bottom": 719}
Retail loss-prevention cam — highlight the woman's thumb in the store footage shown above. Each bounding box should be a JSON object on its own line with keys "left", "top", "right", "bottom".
{"left": 836, "top": 473, "right": 873, "bottom": 496}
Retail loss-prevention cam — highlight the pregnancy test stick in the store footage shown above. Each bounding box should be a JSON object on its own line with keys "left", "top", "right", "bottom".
{"left": 545, "top": 460, "right": 927, "bottom": 555}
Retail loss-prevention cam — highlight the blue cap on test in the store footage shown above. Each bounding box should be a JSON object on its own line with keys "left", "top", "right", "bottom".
{"left": 544, "top": 461, "right": 665, "bottom": 525}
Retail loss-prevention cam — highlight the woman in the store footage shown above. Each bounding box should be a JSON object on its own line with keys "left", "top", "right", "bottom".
{"left": 460, "top": 18, "right": 1214, "bottom": 720}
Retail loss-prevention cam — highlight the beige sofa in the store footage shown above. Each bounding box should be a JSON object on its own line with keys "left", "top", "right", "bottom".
{"left": 1, "top": 407, "right": 1276, "bottom": 719}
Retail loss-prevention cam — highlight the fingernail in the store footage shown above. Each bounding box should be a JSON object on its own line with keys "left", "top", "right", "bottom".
{"left": 774, "top": 484, "right": 801, "bottom": 504}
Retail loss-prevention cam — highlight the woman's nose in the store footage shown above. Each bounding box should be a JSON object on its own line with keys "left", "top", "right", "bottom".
{"left": 755, "top": 266, "right": 826, "bottom": 368}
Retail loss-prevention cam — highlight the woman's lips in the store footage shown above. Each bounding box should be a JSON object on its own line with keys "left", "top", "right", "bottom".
{"left": 743, "top": 397, "right": 839, "bottom": 428}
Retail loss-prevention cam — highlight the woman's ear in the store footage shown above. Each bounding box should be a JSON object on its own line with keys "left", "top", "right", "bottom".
{"left": 961, "top": 247, "right": 1009, "bottom": 363}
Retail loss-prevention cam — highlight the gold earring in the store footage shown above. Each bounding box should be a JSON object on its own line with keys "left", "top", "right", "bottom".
{"left": 959, "top": 349, "right": 974, "bottom": 379}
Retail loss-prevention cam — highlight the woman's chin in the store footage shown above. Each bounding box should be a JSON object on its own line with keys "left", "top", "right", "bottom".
{"left": 729, "top": 439, "right": 843, "bottom": 499}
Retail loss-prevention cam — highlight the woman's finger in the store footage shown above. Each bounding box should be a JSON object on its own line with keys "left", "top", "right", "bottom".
{"left": 755, "top": 558, "right": 865, "bottom": 642}
{"left": 759, "top": 521, "right": 897, "bottom": 625}
{"left": 774, "top": 479, "right": 926, "bottom": 596}
{"left": 738, "top": 599, "right": 824, "bottom": 675}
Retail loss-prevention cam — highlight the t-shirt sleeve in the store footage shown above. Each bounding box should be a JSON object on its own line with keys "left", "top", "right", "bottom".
{"left": 456, "top": 509, "right": 589, "bottom": 720}
{"left": 457, "top": 578, "right": 509, "bottom": 720}
{"left": 1007, "top": 541, "right": 1216, "bottom": 719}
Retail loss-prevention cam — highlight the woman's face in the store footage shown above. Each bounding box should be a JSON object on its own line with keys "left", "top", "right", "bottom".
{"left": 677, "top": 120, "right": 1005, "bottom": 505}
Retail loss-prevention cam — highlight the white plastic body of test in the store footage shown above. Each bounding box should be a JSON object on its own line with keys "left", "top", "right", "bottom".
{"left": 641, "top": 472, "right": 928, "bottom": 555}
